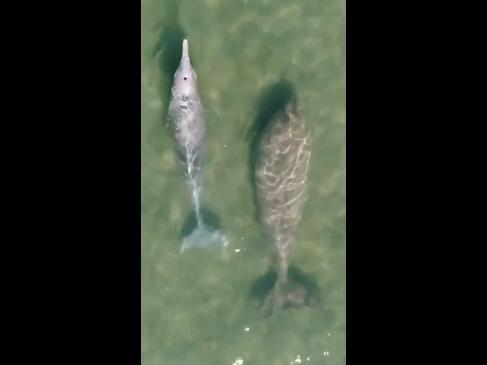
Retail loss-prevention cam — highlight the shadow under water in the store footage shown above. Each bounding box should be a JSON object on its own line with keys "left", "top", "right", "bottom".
{"left": 152, "top": 0, "right": 188, "bottom": 101}
{"left": 146, "top": 0, "right": 186, "bottom": 153}
{"left": 179, "top": 206, "right": 222, "bottom": 239}
{"left": 246, "top": 79, "right": 297, "bottom": 222}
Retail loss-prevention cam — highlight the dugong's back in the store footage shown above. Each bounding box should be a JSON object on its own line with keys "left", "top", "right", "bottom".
{"left": 255, "top": 99, "right": 311, "bottom": 256}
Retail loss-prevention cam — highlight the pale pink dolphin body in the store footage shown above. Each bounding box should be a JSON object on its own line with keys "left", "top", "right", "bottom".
{"left": 168, "top": 39, "right": 227, "bottom": 252}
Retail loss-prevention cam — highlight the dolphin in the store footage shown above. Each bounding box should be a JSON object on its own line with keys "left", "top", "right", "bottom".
{"left": 168, "top": 39, "right": 228, "bottom": 253}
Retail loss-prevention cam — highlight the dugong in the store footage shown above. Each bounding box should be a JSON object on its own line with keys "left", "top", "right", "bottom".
{"left": 254, "top": 96, "right": 315, "bottom": 315}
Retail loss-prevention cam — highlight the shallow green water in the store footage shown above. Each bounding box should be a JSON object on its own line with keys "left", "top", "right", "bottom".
{"left": 141, "top": 1, "right": 346, "bottom": 364}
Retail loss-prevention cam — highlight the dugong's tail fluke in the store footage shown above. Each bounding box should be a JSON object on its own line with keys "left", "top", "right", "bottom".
{"left": 258, "top": 262, "right": 320, "bottom": 316}
{"left": 180, "top": 223, "right": 228, "bottom": 253}
{"left": 260, "top": 276, "right": 313, "bottom": 317}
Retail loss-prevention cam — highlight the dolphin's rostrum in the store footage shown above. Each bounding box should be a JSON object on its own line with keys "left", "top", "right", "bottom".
{"left": 168, "top": 39, "right": 228, "bottom": 252}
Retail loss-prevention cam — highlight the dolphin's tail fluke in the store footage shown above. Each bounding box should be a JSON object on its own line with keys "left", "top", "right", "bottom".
{"left": 180, "top": 222, "right": 228, "bottom": 253}
{"left": 181, "top": 178, "right": 227, "bottom": 252}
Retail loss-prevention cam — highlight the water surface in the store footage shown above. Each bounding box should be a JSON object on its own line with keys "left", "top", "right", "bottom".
{"left": 142, "top": 1, "right": 346, "bottom": 364}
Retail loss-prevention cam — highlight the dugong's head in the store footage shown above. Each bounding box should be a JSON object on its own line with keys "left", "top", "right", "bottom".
{"left": 173, "top": 39, "right": 198, "bottom": 96}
